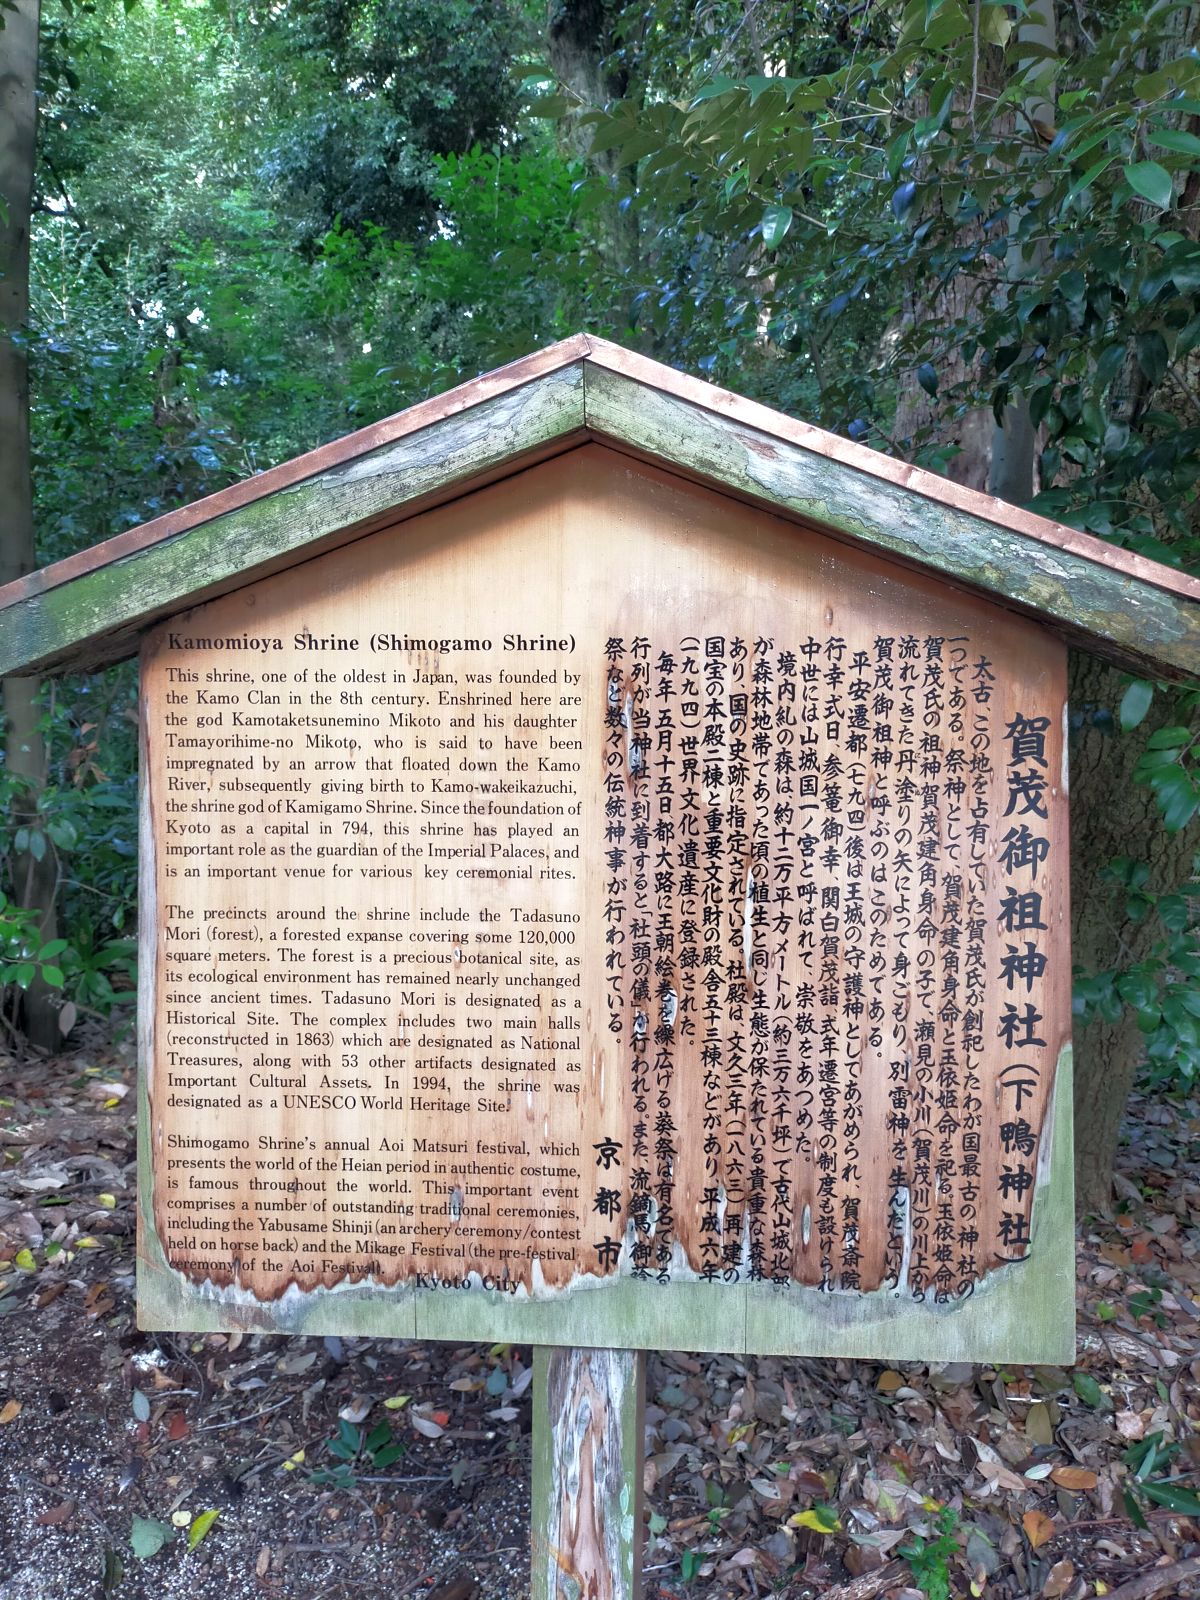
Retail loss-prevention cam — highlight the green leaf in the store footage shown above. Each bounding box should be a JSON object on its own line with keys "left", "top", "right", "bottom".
{"left": 917, "top": 361, "right": 938, "bottom": 396}
{"left": 1073, "top": 1372, "right": 1110, "bottom": 1409}
{"left": 1135, "top": 329, "right": 1169, "bottom": 385}
{"left": 1138, "top": 1480, "right": 1200, "bottom": 1515}
{"left": 364, "top": 1422, "right": 391, "bottom": 1453}
{"left": 1158, "top": 894, "right": 1190, "bottom": 931}
{"left": 130, "top": 1516, "right": 174, "bottom": 1560}
{"left": 187, "top": 1509, "right": 220, "bottom": 1551}
{"left": 1149, "top": 127, "right": 1200, "bottom": 157}
{"left": 760, "top": 205, "right": 793, "bottom": 248}
{"left": 1125, "top": 161, "right": 1175, "bottom": 209}
{"left": 1152, "top": 767, "right": 1200, "bottom": 833}
{"left": 1146, "top": 726, "right": 1192, "bottom": 750}
{"left": 41, "top": 965, "right": 65, "bottom": 988}
{"left": 103, "top": 1547, "right": 124, "bottom": 1594}
{"left": 1119, "top": 681, "right": 1154, "bottom": 731}
{"left": 1123, "top": 1484, "right": 1150, "bottom": 1530}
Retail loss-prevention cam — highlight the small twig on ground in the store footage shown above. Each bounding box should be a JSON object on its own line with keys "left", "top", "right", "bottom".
{"left": 275, "top": 1542, "right": 355, "bottom": 1557}
{"left": 196, "top": 1395, "right": 295, "bottom": 1432}
{"left": 353, "top": 1473, "right": 452, "bottom": 1484}
{"left": 1103, "top": 1556, "right": 1200, "bottom": 1600}
{"left": 820, "top": 1563, "right": 908, "bottom": 1600}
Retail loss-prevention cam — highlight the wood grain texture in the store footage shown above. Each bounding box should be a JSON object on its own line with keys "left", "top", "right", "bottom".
{"left": 532, "top": 1346, "right": 645, "bottom": 1600}
{"left": 582, "top": 367, "right": 1200, "bottom": 683}
{"left": 136, "top": 446, "right": 1076, "bottom": 1362}
{"left": 0, "top": 366, "right": 588, "bottom": 678}
{"left": 2, "top": 343, "right": 1196, "bottom": 684}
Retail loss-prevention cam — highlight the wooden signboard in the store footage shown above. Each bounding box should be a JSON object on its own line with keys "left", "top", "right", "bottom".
{"left": 7, "top": 337, "right": 1199, "bottom": 1600}
{"left": 137, "top": 444, "right": 1074, "bottom": 1363}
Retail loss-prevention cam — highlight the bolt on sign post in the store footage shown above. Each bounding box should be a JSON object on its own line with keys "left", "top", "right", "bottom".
{"left": 2, "top": 337, "right": 1197, "bottom": 1600}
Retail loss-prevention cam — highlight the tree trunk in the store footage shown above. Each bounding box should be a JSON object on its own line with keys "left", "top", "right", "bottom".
{"left": 1068, "top": 654, "right": 1200, "bottom": 1213}
{"left": 547, "top": 0, "right": 639, "bottom": 328}
{"left": 1, "top": 0, "right": 60, "bottom": 1050}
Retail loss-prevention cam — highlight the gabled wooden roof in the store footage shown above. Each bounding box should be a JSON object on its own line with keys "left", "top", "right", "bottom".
{"left": 1, "top": 333, "right": 1197, "bottom": 680}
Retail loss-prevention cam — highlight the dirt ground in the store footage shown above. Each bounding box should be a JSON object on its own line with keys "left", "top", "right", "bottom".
{"left": 3, "top": 1033, "right": 1200, "bottom": 1600}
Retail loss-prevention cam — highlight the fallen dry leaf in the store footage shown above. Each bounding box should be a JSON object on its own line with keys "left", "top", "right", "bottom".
{"left": 0, "top": 1399, "right": 21, "bottom": 1425}
{"left": 1026, "top": 1401, "right": 1055, "bottom": 1446}
{"left": 1050, "top": 1466, "right": 1098, "bottom": 1491}
{"left": 34, "top": 1502, "right": 73, "bottom": 1527}
{"left": 1042, "top": 1558, "right": 1075, "bottom": 1597}
{"left": 1023, "top": 1509, "right": 1056, "bottom": 1549}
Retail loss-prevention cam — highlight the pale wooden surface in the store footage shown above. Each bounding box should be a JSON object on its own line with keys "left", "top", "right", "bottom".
{"left": 532, "top": 1346, "right": 645, "bottom": 1600}
{"left": 3, "top": 344, "right": 1197, "bottom": 681}
{"left": 137, "top": 445, "right": 1074, "bottom": 1360}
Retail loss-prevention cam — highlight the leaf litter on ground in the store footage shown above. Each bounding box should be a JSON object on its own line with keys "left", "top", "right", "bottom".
{"left": 2, "top": 1040, "right": 1200, "bottom": 1597}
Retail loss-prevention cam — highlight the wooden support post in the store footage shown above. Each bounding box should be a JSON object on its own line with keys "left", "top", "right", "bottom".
{"left": 532, "top": 1346, "right": 646, "bottom": 1600}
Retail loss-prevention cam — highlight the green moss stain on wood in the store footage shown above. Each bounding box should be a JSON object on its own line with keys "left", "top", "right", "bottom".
{"left": 1, "top": 367, "right": 588, "bottom": 678}
{"left": 582, "top": 368, "right": 1200, "bottom": 684}
{"left": 4, "top": 358, "right": 1199, "bottom": 684}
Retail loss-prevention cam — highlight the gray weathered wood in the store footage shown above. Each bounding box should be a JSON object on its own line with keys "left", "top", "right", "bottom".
{"left": 532, "top": 1347, "right": 645, "bottom": 1600}
{"left": 0, "top": 366, "right": 587, "bottom": 678}
{"left": 582, "top": 365, "right": 1200, "bottom": 684}
{"left": 2, "top": 342, "right": 1197, "bottom": 683}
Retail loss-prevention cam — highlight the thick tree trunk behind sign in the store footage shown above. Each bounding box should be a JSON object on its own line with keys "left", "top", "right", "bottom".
{"left": 1068, "top": 653, "right": 1200, "bottom": 1213}
{"left": 1, "top": 0, "right": 60, "bottom": 1050}
{"left": 547, "top": 0, "right": 639, "bottom": 324}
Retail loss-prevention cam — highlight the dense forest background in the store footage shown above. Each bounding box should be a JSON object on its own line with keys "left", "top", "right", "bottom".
{"left": 1, "top": 0, "right": 1198, "bottom": 1208}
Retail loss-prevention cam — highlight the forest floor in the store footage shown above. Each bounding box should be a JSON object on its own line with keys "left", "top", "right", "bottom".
{"left": 2, "top": 1037, "right": 1200, "bottom": 1600}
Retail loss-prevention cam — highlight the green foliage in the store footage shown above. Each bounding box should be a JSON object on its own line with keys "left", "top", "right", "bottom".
{"left": 900, "top": 1506, "right": 961, "bottom": 1600}
{"left": 0, "top": 683, "right": 138, "bottom": 1037}
{"left": 310, "top": 1416, "right": 406, "bottom": 1488}
{"left": 1074, "top": 852, "right": 1200, "bottom": 1088}
{"left": 253, "top": 0, "right": 526, "bottom": 244}
{"left": 1122, "top": 1431, "right": 1200, "bottom": 1527}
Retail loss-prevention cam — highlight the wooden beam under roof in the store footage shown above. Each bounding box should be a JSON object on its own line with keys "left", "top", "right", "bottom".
{"left": 0, "top": 335, "right": 1196, "bottom": 681}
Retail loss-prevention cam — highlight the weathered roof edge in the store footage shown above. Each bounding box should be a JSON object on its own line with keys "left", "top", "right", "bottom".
{"left": 0, "top": 334, "right": 1197, "bottom": 682}
{"left": 5, "top": 331, "right": 1199, "bottom": 615}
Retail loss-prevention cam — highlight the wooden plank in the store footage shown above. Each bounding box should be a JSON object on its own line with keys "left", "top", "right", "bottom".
{"left": 138, "top": 1046, "right": 1073, "bottom": 1359}
{"left": 0, "top": 365, "right": 588, "bottom": 678}
{"left": 2, "top": 339, "right": 1198, "bottom": 686}
{"left": 581, "top": 365, "right": 1200, "bottom": 683}
{"left": 532, "top": 1347, "right": 645, "bottom": 1600}
{"left": 580, "top": 337, "right": 1200, "bottom": 610}
{"left": 134, "top": 445, "right": 1075, "bottom": 1363}
{"left": 8, "top": 332, "right": 1197, "bottom": 622}
{"left": 6, "top": 337, "right": 595, "bottom": 609}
